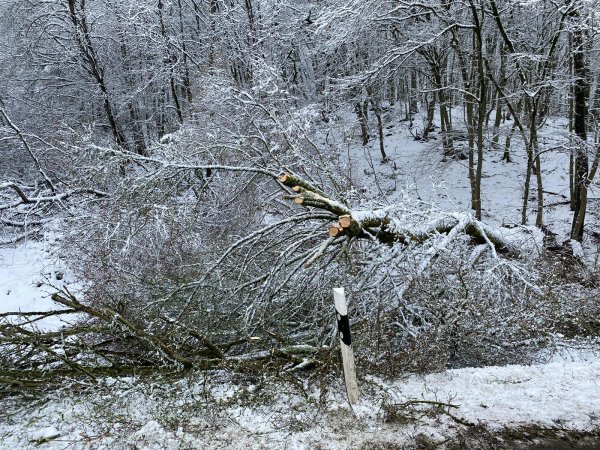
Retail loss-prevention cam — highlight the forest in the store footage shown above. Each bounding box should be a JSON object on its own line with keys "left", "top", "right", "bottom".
{"left": 0, "top": 0, "right": 599, "bottom": 448}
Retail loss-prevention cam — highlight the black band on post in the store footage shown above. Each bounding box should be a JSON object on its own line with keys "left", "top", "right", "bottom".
{"left": 336, "top": 313, "right": 352, "bottom": 346}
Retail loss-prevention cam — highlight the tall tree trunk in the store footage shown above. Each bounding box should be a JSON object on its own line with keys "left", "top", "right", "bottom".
{"left": 429, "top": 57, "right": 455, "bottom": 157}
{"left": 492, "top": 44, "right": 506, "bottom": 149}
{"left": 470, "top": 0, "right": 487, "bottom": 220}
{"left": 571, "top": 9, "right": 589, "bottom": 241}
{"left": 368, "top": 92, "right": 388, "bottom": 162}
{"left": 67, "top": 0, "right": 127, "bottom": 148}
{"left": 177, "top": 0, "right": 193, "bottom": 103}
{"left": 409, "top": 70, "right": 419, "bottom": 115}
{"left": 521, "top": 145, "right": 533, "bottom": 225}
{"left": 569, "top": 32, "right": 576, "bottom": 211}
{"left": 534, "top": 142, "right": 544, "bottom": 227}
{"left": 157, "top": 0, "right": 184, "bottom": 124}
{"left": 451, "top": 29, "right": 477, "bottom": 203}
{"left": 355, "top": 102, "right": 369, "bottom": 146}
{"left": 520, "top": 98, "right": 538, "bottom": 225}
{"left": 117, "top": 36, "right": 148, "bottom": 156}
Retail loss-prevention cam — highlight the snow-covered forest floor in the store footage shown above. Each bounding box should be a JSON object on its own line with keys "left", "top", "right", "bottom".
{"left": 2, "top": 110, "right": 600, "bottom": 449}
{"left": 1, "top": 343, "right": 599, "bottom": 449}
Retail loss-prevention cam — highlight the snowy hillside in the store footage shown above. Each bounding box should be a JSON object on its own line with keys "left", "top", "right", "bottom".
{"left": 342, "top": 113, "right": 600, "bottom": 249}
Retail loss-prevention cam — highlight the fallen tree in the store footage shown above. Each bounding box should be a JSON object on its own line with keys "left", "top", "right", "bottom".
{"left": 0, "top": 147, "right": 548, "bottom": 391}
{"left": 276, "top": 171, "right": 539, "bottom": 256}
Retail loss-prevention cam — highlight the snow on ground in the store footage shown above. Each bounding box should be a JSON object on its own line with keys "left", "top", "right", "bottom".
{"left": 379, "top": 360, "right": 600, "bottom": 431}
{"left": 1, "top": 344, "right": 599, "bottom": 449}
{"left": 0, "top": 236, "right": 77, "bottom": 330}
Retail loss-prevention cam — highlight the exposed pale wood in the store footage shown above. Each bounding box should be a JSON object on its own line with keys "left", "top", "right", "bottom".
{"left": 333, "top": 287, "right": 348, "bottom": 315}
{"left": 339, "top": 215, "right": 352, "bottom": 228}
{"left": 328, "top": 226, "right": 342, "bottom": 237}
{"left": 277, "top": 173, "right": 291, "bottom": 183}
{"left": 277, "top": 172, "right": 328, "bottom": 198}
{"left": 337, "top": 215, "right": 361, "bottom": 237}
{"left": 340, "top": 344, "right": 358, "bottom": 405}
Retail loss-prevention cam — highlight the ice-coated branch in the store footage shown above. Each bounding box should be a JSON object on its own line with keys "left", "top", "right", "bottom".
{"left": 0, "top": 182, "right": 108, "bottom": 209}
{"left": 0, "top": 103, "right": 56, "bottom": 192}
{"left": 51, "top": 291, "right": 194, "bottom": 369}
{"left": 280, "top": 178, "right": 532, "bottom": 255}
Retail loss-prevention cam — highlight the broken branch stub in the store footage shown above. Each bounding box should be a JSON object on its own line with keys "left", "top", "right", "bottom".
{"left": 277, "top": 172, "right": 328, "bottom": 198}
{"left": 328, "top": 226, "right": 344, "bottom": 237}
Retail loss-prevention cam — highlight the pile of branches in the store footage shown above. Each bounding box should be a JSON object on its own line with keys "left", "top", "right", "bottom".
{"left": 0, "top": 90, "right": 589, "bottom": 393}
{"left": 0, "top": 162, "right": 549, "bottom": 393}
{"left": 0, "top": 182, "right": 107, "bottom": 245}
{"left": 0, "top": 289, "right": 325, "bottom": 395}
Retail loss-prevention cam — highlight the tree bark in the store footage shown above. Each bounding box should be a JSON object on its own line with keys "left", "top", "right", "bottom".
{"left": 470, "top": 0, "right": 487, "bottom": 220}
{"left": 67, "top": 0, "right": 127, "bottom": 148}
{"left": 492, "top": 43, "right": 506, "bottom": 149}
{"left": 355, "top": 102, "right": 369, "bottom": 146}
{"left": 570, "top": 7, "right": 589, "bottom": 241}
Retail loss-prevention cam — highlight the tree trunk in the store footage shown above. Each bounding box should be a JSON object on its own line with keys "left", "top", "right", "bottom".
{"left": 422, "top": 90, "right": 435, "bottom": 141}
{"left": 157, "top": 0, "right": 184, "bottom": 124}
{"left": 410, "top": 70, "right": 419, "bottom": 115}
{"left": 570, "top": 9, "right": 589, "bottom": 241}
{"left": 429, "top": 57, "right": 455, "bottom": 157}
{"left": 67, "top": 0, "right": 127, "bottom": 149}
{"left": 450, "top": 28, "right": 477, "bottom": 204}
{"left": 355, "top": 102, "right": 369, "bottom": 146}
{"left": 370, "top": 97, "right": 388, "bottom": 161}
{"left": 534, "top": 154, "right": 544, "bottom": 227}
{"left": 492, "top": 44, "right": 506, "bottom": 149}
{"left": 177, "top": 0, "right": 193, "bottom": 103}
{"left": 470, "top": 0, "right": 487, "bottom": 220}
{"left": 521, "top": 148, "right": 533, "bottom": 225}
{"left": 569, "top": 34, "right": 575, "bottom": 210}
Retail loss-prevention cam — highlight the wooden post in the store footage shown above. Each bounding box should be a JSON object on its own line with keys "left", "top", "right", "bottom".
{"left": 333, "top": 287, "right": 359, "bottom": 405}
